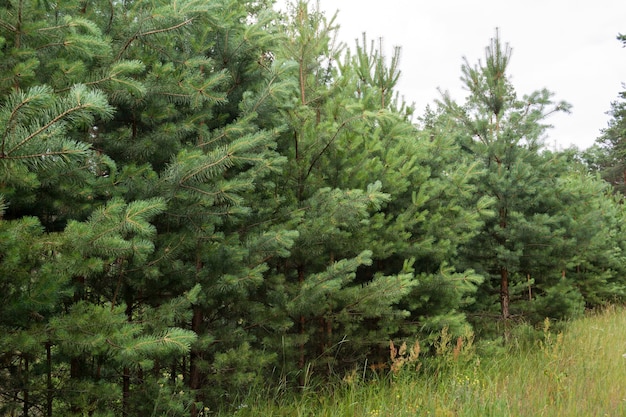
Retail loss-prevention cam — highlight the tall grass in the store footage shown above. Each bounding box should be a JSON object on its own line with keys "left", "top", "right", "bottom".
{"left": 218, "top": 306, "right": 626, "bottom": 416}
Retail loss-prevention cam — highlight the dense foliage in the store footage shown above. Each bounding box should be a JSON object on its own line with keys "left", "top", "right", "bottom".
{"left": 0, "top": 1, "right": 624, "bottom": 415}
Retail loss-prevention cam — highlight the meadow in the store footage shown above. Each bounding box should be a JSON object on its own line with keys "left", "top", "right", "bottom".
{"left": 222, "top": 306, "right": 626, "bottom": 417}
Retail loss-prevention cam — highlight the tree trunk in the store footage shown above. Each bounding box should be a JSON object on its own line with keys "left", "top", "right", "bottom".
{"left": 500, "top": 266, "right": 510, "bottom": 342}
{"left": 297, "top": 265, "right": 305, "bottom": 370}
{"left": 46, "top": 342, "right": 52, "bottom": 417}
{"left": 122, "top": 294, "right": 133, "bottom": 417}
{"left": 122, "top": 367, "right": 130, "bottom": 417}
{"left": 498, "top": 203, "right": 510, "bottom": 342}
{"left": 69, "top": 356, "right": 81, "bottom": 414}
{"left": 296, "top": 265, "right": 307, "bottom": 386}
{"left": 190, "top": 248, "right": 205, "bottom": 417}
{"left": 189, "top": 306, "right": 203, "bottom": 417}
{"left": 23, "top": 355, "right": 29, "bottom": 417}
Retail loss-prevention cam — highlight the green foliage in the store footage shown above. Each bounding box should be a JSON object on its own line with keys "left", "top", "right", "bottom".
{"left": 0, "top": 216, "right": 68, "bottom": 326}
{"left": 434, "top": 30, "right": 616, "bottom": 335}
{"left": 2, "top": 1, "right": 626, "bottom": 415}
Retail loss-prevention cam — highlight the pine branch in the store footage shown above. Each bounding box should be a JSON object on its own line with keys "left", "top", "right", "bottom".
{"left": 116, "top": 18, "right": 195, "bottom": 60}
{"left": 3, "top": 85, "right": 113, "bottom": 158}
{"left": 304, "top": 114, "right": 363, "bottom": 181}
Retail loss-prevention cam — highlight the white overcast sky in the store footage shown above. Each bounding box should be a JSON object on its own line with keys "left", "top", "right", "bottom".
{"left": 274, "top": 1, "right": 626, "bottom": 150}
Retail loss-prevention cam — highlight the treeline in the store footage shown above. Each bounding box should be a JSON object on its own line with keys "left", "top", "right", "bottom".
{"left": 0, "top": 1, "right": 624, "bottom": 415}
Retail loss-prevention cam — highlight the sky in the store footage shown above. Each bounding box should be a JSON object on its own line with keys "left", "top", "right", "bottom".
{"left": 274, "top": 0, "right": 626, "bottom": 150}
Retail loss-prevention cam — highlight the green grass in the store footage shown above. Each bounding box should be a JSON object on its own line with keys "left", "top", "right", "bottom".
{"left": 219, "top": 306, "right": 626, "bottom": 417}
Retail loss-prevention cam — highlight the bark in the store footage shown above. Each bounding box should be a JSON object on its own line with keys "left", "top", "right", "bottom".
{"left": 189, "top": 307, "right": 203, "bottom": 417}
{"left": 297, "top": 265, "right": 306, "bottom": 386}
{"left": 297, "top": 265, "right": 305, "bottom": 371}
{"left": 189, "top": 307, "right": 203, "bottom": 390}
{"left": 46, "top": 343, "right": 52, "bottom": 417}
{"left": 499, "top": 205, "right": 510, "bottom": 342}
{"left": 23, "top": 356, "right": 29, "bottom": 417}
{"left": 122, "top": 294, "right": 133, "bottom": 417}
{"left": 500, "top": 266, "right": 510, "bottom": 320}
{"left": 122, "top": 367, "right": 130, "bottom": 417}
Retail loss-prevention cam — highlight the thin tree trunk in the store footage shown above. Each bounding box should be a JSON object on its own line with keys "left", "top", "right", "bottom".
{"left": 122, "top": 367, "right": 130, "bottom": 417}
{"left": 190, "top": 248, "right": 204, "bottom": 417}
{"left": 295, "top": 265, "right": 308, "bottom": 386}
{"left": 500, "top": 266, "right": 510, "bottom": 319}
{"left": 46, "top": 342, "right": 53, "bottom": 417}
{"left": 23, "top": 355, "right": 29, "bottom": 417}
{"left": 69, "top": 275, "right": 85, "bottom": 415}
{"left": 13, "top": 0, "right": 22, "bottom": 91}
{"left": 325, "top": 316, "right": 332, "bottom": 376}
{"left": 500, "top": 266, "right": 510, "bottom": 342}
{"left": 298, "top": 315, "right": 305, "bottom": 366}
{"left": 189, "top": 306, "right": 203, "bottom": 417}
{"left": 189, "top": 307, "right": 203, "bottom": 390}
{"left": 499, "top": 204, "right": 510, "bottom": 342}
{"left": 69, "top": 356, "right": 81, "bottom": 414}
{"left": 297, "top": 266, "right": 305, "bottom": 374}
{"left": 122, "top": 296, "right": 133, "bottom": 417}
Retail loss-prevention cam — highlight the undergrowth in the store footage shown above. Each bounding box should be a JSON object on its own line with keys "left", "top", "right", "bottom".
{"left": 213, "top": 306, "right": 626, "bottom": 416}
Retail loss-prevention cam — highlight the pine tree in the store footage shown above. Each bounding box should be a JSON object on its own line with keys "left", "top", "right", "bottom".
{"left": 236, "top": 2, "right": 410, "bottom": 380}
{"left": 551, "top": 163, "right": 626, "bottom": 310}
{"left": 0, "top": 0, "right": 266, "bottom": 414}
{"left": 254, "top": 2, "right": 492, "bottom": 383}
{"left": 587, "top": 34, "right": 626, "bottom": 194}
{"left": 438, "top": 30, "right": 572, "bottom": 338}
{"left": 95, "top": 0, "right": 297, "bottom": 411}
{"left": 336, "top": 36, "right": 490, "bottom": 338}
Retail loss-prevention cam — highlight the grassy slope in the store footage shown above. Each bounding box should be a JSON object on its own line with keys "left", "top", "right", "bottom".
{"left": 223, "top": 306, "right": 626, "bottom": 416}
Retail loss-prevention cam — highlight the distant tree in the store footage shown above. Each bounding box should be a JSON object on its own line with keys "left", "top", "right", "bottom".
{"left": 588, "top": 34, "right": 626, "bottom": 193}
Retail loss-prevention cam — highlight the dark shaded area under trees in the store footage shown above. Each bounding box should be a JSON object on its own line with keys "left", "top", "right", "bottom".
{"left": 1, "top": 1, "right": 625, "bottom": 415}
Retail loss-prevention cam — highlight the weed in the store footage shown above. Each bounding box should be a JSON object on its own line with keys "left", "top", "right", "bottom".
{"left": 389, "top": 339, "right": 421, "bottom": 374}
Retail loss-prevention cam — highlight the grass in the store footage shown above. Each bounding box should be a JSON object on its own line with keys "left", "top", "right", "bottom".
{"left": 217, "top": 306, "right": 626, "bottom": 416}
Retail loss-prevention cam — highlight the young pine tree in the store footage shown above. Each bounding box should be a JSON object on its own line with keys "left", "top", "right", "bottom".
{"left": 438, "top": 30, "right": 573, "bottom": 338}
